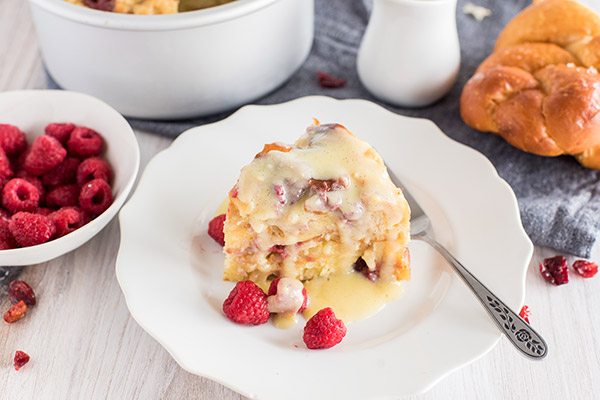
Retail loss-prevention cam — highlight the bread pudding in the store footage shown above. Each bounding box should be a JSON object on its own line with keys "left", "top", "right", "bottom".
{"left": 223, "top": 122, "right": 411, "bottom": 287}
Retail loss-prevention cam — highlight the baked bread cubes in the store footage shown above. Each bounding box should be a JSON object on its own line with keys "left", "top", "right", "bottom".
{"left": 460, "top": 0, "right": 600, "bottom": 169}
{"left": 223, "top": 123, "right": 411, "bottom": 286}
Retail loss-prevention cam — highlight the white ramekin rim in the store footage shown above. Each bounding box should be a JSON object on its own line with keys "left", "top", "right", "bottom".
{"left": 27, "top": 0, "right": 280, "bottom": 30}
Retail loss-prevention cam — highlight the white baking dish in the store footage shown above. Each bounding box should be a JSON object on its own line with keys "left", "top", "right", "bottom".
{"left": 27, "top": 0, "right": 314, "bottom": 119}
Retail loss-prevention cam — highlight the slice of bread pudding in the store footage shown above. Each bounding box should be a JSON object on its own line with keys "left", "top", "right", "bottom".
{"left": 223, "top": 123, "right": 410, "bottom": 285}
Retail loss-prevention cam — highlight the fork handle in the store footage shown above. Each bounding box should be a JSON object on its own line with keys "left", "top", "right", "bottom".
{"left": 417, "top": 234, "right": 548, "bottom": 359}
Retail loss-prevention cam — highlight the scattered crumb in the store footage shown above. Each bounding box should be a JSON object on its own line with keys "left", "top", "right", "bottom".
{"left": 463, "top": 2, "right": 492, "bottom": 21}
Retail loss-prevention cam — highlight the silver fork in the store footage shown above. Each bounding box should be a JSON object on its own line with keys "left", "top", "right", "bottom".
{"left": 387, "top": 168, "right": 548, "bottom": 360}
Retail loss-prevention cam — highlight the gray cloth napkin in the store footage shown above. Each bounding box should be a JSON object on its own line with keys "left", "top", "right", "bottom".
{"left": 47, "top": 0, "right": 600, "bottom": 258}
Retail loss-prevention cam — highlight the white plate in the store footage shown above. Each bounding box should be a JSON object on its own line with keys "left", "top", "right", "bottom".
{"left": 116, "top": 96, "right": 532, "bottom": 399}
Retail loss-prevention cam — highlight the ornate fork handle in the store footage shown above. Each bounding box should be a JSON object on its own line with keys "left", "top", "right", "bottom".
{"left": 417, "top": 233, "right": 548, "bottom": 359}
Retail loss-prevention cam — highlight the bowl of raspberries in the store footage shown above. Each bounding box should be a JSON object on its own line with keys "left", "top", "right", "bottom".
{"left": 0, "top": 90, "right": 139, "bottom": 265}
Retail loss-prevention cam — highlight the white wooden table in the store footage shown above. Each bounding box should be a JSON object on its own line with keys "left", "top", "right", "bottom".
{"left": 1, "top": 1, "right": 599, "bottom": 399}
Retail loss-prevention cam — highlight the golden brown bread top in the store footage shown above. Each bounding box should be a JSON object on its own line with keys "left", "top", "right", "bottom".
{"left": 460, "top": 0, "right": 600, "bottom": 169}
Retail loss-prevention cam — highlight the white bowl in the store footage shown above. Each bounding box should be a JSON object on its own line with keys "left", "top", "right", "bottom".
{"left": 26, "top": 0, "right": 314, "bottom": 119}
{"left": 0, "top": 90, "right": 140, "bottom": 266}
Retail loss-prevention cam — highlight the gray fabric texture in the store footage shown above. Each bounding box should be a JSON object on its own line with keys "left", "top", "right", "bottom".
{"left": 47, "top": 0, "right": 600, "bottom": 257}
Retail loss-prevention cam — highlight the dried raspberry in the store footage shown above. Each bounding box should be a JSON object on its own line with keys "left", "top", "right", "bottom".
{"left": 45, "top": 184, "right": 79, "bottom": 208}
{"left": 76, "top": 157, "right": 111, "bottom": 186}
{"left": 67, "top": 127, "right": 103, "bottom": 158}
{"left": 13, "top": 351, "right": 30, "bottom": 371}
{"left": 0, "top": 124, "right": 27, "bottom": 156}
{"left": 222, "top": 281, "right": 270, "bottom": 325}
{"left": 15, "top": 171, "right": 45, "bottom": 203}
{"left": 303, "top": 307, "right": 346, "bottom": 349}
{"left": 2, "top": 178, "right": 40, "bottom": 213}
{"left": 268, "top": 277, "right": 308, "bottom": 312}
{"left": 42, "top": 157, "right": 80, "bottom": 188}
{"left": 9, "top": 212, "right": 56, "bottom": 247}
{"left": 0, "top": 218, "right": 17, "bottom": 250}
{"left": 8, "top": 281, "right": 36, "bottom": 306}
{"left": 316, "top": 71, "right": 347, "bottom": 88}
{"left": 83, "top": 0, "right": 115, "bottom": 11}
{"left": 79, "top": 179, "right": 113, "bottom": 215}
{"left": 539, "top": 256, "right": 569, "bottom": 285}
{"left": 4, "top": 300, "right": 27, "bottom": 323}
{"left": 573, "top": 260, "right": 598, "bottom": 278}
{"left": 45, "top": 123, "right": 75, "bottom": 145}
{"left": 208, "top": 214, "right": 226, "bottom": 246}
{"left": 519, "top": 305, "right": 530, "bottom": 323}
{"left": 353, "top": 258, "right": 379, "bottom": 282}
{"left": 48, "top": 207, "right": 89, "bottom": 238}
{"left": 24, "top": 135, "right": 67, "bottom": 175}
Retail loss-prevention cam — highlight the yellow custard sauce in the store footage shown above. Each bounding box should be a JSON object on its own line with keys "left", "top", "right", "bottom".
{"left": 302, "top": 270, "right": 404, "bottom": 323}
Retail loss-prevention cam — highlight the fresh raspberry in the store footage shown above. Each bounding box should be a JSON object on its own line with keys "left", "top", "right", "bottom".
{"left": 222, "top": 281, "right": 270, "bottom": 325}
{"left": 45, "top": 184, "right": 79, "bottom": 208}
{"left": 0, "top": 218, "right": 17, "bottom": 250}
{"left": 573, "top": 260, "right": 598, "bottom": 278}
{"left": 48, "top": 207, "right": 89, "bottom": 238}
{"left": 0, "top": 146, "right": 13, "bottom": 182}
{"left": 208, "top": 214, "right": 226, "bottom": 246}
{"left": 0, "top": 207, "right": 10, "bottom": 222}
{"left": 45, "top": 123, "right": 75, "bottom": 145}
{"left": 519, "top": 305, "right": 530, "bottom": 323}
{"left": 67, "top": 127, "right": 103, "bottom": 158}
{"left": 8, "top": 280, "right": 36, "bottom": 306}
{"left": 76, "top": 157, "right": 111, "bottom": 186}
{"left": 4, "top": 300, "right": 27, "bottom": 323}
{"left": 9, "top": 212, "right": 56, "bottom": 247}
{"left": 36, "top": 207, "right": 53, "bottom": 216}
{"left": 2, "top": 178, "right": 40, "bottom": 213}
{"left": 539, "top": 256, "right": 569, "bottom": 285}
{"left": 42, "top": 157, "right": 80, "bottom": 188}
{"left": 0, "top": 124, "right": 27, "bottom": 156}
{"left": 15, "top": 147, "right": 30, "bottom": 171}
{"left": 15, "top": 170, "right": 45, "bottom": 203}
{"left": 13, "top": 351, "right": 30, "bottom": 371}
{"left": 268, "top": 277, "right": 308, "bottom": 313}
{"left": 303, "top": 307, "right": 346, "bottom": 349}
{"left": 24, "top": 135, "right": 67, "bottom": 175}
{"left": 79, "top": 179, "right": 113, "bottom": 215}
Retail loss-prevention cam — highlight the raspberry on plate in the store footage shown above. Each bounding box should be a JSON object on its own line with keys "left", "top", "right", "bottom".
{"left": 222, "top": 280, "right": 270, "bottom": 325}
{"left": 9, "top": 212, "right": 56, "bottom": 247}
{"left": 79, "top": 179, "right": 113, "bottom": 215}
{"left": 0, "top": 124, "right": 27, "bottom": 156}
{"left": 539, "top": 256, "right": 569, "bottom": 285}
{"left": 268, "top": 277, "right": 308, "bottom": 313}
{"left": 208, "top": 214, "right": 226, "bottom": 246}
{"left": 573, "top": 260, "right": 598, "bottom": 278}
{"left": 2, "top": 178, "right": 40, "bottom": 213}
{"left": 67, "top": 126, "right": 103, "bottom": 158}
{"left": 303, "top": 307, "right": 346, "bottom": 349}
{"left": 24, "top": 135, "right": 67, "bottom": 175}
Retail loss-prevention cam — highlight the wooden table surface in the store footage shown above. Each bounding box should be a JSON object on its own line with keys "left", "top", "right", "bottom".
{"left": 1, "top": 1, "right": 600, "bottom": 399}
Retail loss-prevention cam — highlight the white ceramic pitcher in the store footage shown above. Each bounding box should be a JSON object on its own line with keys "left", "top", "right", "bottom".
{"left": 357, "top": 0, "right": 460, "bottom": 108}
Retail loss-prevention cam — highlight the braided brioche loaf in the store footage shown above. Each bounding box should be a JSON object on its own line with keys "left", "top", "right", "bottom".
{"left": 460, "top": 0, "right": 600, "bottom": 169}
